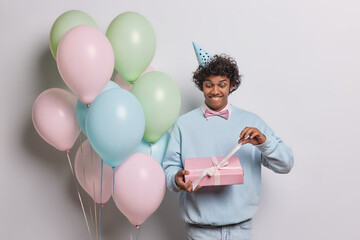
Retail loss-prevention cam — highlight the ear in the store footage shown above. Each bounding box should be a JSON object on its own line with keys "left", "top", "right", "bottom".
{"left": 229, "top": 83, "right": 234, "bottom": 93}
{"left": 200, "top": 81, "right": 204, "bottom": 92}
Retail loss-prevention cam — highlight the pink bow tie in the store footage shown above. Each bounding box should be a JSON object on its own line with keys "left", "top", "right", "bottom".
{"left": 204, "top": 109, "right": 229, "bottom": 120}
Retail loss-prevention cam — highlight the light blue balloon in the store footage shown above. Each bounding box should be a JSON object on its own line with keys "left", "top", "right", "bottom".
{"left": 133, "top": 132, "right": 170, "bottom": 166}
{"left": 86, "top": 88, "right": 145, "bottom": 167}
{"left": 76, "top": 100, "right": 88, "bottom": 135}
{"left": 76, "top": 81, "right": 120, "bottom": 135}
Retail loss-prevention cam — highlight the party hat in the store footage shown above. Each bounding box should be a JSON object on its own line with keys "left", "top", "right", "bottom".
{"left": 192, "top": 42, "right": 213, "bottom": 66}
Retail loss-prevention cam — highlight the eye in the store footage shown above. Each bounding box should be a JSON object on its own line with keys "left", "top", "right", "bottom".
{"left": 220, "top": 84, "right": 226, "bottom": 88}
{"left": 205, "top": 84, "right": 212, "bottom": 88}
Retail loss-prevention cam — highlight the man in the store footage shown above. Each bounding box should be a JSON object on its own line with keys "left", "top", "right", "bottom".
{"left": 162, "top": 43, "right": 294, "bottom": 240}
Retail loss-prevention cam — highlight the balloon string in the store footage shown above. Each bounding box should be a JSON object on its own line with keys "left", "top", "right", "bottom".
{"left": 80, "top": 135, "right": 86, "bottom": 184}
{"left": 136, "top": 225, "right": 141, "bottom": 240}
{"left": 93, "top": 182, "right": 98, "bottom": 239}
{"left": 91, "top": 144, "right": 94, "bottom": 165}
{"left": 88, "top": 205, "right": 95, "bottom": 238}
{"left": 150, "top": 143, "right": 153, "bottom": 157}
{"left": 101, "top": 160, "right": 104, "bottom": 207}
{"left": 66, "top": 151, "right": 92, "bottom": 240}
{"left": 112, "top": 167, "right": 116, "bottom": 201}
{"left": 99, "top": 159, "right": 104, "bottom": 240}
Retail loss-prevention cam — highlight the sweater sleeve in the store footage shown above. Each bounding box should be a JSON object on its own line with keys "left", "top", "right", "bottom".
{"left": 255, "top": 123, "right": 294, "bottom": 174}
{"left": 162, "top": 122, "right": 183, "bottom": 192}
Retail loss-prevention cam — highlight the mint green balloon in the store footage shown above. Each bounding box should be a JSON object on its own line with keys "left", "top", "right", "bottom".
{"left": 49, "top": 10, "right": 99, "bottom": 60}
{"left": 106, "top": 12, "right": 156, "bottom": 83}
{"left": 131, "top": 71, "right": 181, "bottom": 143}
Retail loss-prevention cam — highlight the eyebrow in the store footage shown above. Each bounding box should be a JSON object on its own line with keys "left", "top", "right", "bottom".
{"left": 204, "top": 79, "right": 228, "bottom": 82}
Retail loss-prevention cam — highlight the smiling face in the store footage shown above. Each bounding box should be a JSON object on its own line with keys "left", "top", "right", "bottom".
{"left": 201, "top": 75, "right": 233, "bottom": 112}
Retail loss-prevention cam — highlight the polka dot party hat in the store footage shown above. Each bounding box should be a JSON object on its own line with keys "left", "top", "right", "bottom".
{"left": 192, "top": 42, "right": 214, "bottom": 66}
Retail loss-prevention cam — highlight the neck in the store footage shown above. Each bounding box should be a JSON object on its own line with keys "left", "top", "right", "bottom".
{"left": 205, "top": 102, "right": 228, "bottom": 112}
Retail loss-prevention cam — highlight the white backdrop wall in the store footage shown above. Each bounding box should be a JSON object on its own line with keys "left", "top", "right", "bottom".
{"left": 1, "top": 0, "right": 360, "bottom": 239}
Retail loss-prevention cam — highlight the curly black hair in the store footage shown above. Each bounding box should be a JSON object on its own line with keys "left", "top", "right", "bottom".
{"left": 193, "top": 54, "right": 242, "bottom": 93}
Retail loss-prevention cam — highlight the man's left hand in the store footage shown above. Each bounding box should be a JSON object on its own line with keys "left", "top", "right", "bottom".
{"left": 239, "top": 127, "right": 266, "bottom": 145}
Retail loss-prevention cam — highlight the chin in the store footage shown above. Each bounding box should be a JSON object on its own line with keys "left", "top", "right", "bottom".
{"left": 208, "top": 104, "right": 224, "bottom": 111}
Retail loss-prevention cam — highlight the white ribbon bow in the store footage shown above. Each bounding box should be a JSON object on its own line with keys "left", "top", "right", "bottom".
{"left": 191, "top": 143, "right": 243, "bottom": 190}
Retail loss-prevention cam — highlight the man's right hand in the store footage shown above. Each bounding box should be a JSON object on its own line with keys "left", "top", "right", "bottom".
{"left": 175, "top": 170, "right": 202, "bottom": 193}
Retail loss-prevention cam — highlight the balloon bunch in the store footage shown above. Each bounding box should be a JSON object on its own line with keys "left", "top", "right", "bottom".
{"left": 32, "top": 10, "right": 180, "bottom": 239}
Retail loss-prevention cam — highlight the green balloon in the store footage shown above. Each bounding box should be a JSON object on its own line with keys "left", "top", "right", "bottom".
{"left": 106, "top": 12, "right": 156, "bottom": 82}
{"left": 131, "top": 71, "right": 181, "bottom": 143}
{"left": 49, "top": 10, "right": 99, "bottom": 60}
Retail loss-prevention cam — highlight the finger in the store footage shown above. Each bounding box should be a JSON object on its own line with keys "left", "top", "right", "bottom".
{"left": 176, "top": 171, "right": 189, "bottom": 184}
{"left": 176, "top": 178, "right": 186, "bottom": 189}
{"left": 179, "top": 170, "right": 188, "bottom": 175}
{"left": 176, "top": 175, "right": 186, "bottom": 183}
{"left": 243, "top": 128, "right": 254, "bottom": 139}
{"left": 239, "top": 135, "right": 246, "bottom": 143}
{"left": 175, "top": 172, "right": 187, "bottom": 186}
{"left": 248, "top": 128, "right": 260, "bottom": 138}
{"left": 240, "top": 138, "right": 250, "bottom": 145}
{"left": 249, "top": 129, "right": 265, "bottom": 140}
{"left": 241, "top": 136, "right": 258, "bottom": 145}
{"left": 193, "top": 185, "right": 202, "bottom": 192}
{"left": 179, "top": 181, "right": 193, "bottom": 192}
{"left": 250, "top": 128, "right": 260, "bottom": 137}
{"left": 250, "top": 131, "right": 260, "bottom": 139}
{"left": 185, "top": 181, "right": 193, "bottom": 192}
{"left": 239, "top": 127, "right": 250, "bottom": 139}
{"left": 177, "top": 170, "right": 189, "bottom": 176}
{"left": 241, "top": 136, "right": 261, "bottom": 146}
{"left": 184, "top": 180, "right": 192, "bottom": 189}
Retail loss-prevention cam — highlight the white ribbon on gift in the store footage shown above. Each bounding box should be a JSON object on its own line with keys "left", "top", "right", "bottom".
{"left": 191, "top": 143, "right": 243, "bottom": 190}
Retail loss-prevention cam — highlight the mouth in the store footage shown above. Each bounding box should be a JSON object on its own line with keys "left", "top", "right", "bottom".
{"left": 209, "top": 96, "right": 222, "bottom": 100}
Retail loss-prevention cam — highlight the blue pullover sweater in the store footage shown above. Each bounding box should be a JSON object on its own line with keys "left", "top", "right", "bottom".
{"left": 162, "top": 105, "right": 294, "bottom": 226}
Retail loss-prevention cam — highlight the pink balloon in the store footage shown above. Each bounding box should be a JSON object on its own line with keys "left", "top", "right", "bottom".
{"left": 140, "top": 65, "right": 154, "bottom": 77}
{"left": 113, "top": 153, "right": 165, "bottom": 226}
{"left": 32, "top": 88, "right": 80, "bottom": 151}
{"left": 114, "top": 73, "right": 133, "bottom": 91}
{"left": 114, "top": 65, "right": 154, "bottom": 91}
{"left": 57, "top": 25, "right": 114, "bottom": 104}
{"left": 74, "top": 140, "right": 113, "bottom": 203}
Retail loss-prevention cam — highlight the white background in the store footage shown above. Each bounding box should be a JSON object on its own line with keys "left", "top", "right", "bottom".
{"left": 1, "top": 0, "right": 360, "bottom": 239}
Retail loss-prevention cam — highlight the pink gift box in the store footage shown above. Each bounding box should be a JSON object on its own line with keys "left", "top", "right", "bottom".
{"left": 184, "top": 155, "right": 244, "bottom": 187}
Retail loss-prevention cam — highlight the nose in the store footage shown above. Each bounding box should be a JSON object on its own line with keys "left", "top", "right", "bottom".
{"left": 211, "top": 86, "right": 220, "bottom": 95}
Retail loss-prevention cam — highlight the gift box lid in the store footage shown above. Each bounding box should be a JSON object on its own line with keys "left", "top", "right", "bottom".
{"left": 184, "top": 155, "right": 242, "bottom": 171}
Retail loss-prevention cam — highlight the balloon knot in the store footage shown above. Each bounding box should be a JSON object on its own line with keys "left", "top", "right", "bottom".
{"left": 101, "top": 203, "right": 104, "bottom": 208}
{"left": 136, "top": 225, "right": 139, "bottom": 229}
{"left": 86, "top": 104, "right": 90, "bottom": 108}
{"left": 66, "top": 149, "right": 70, "bottom": 153}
